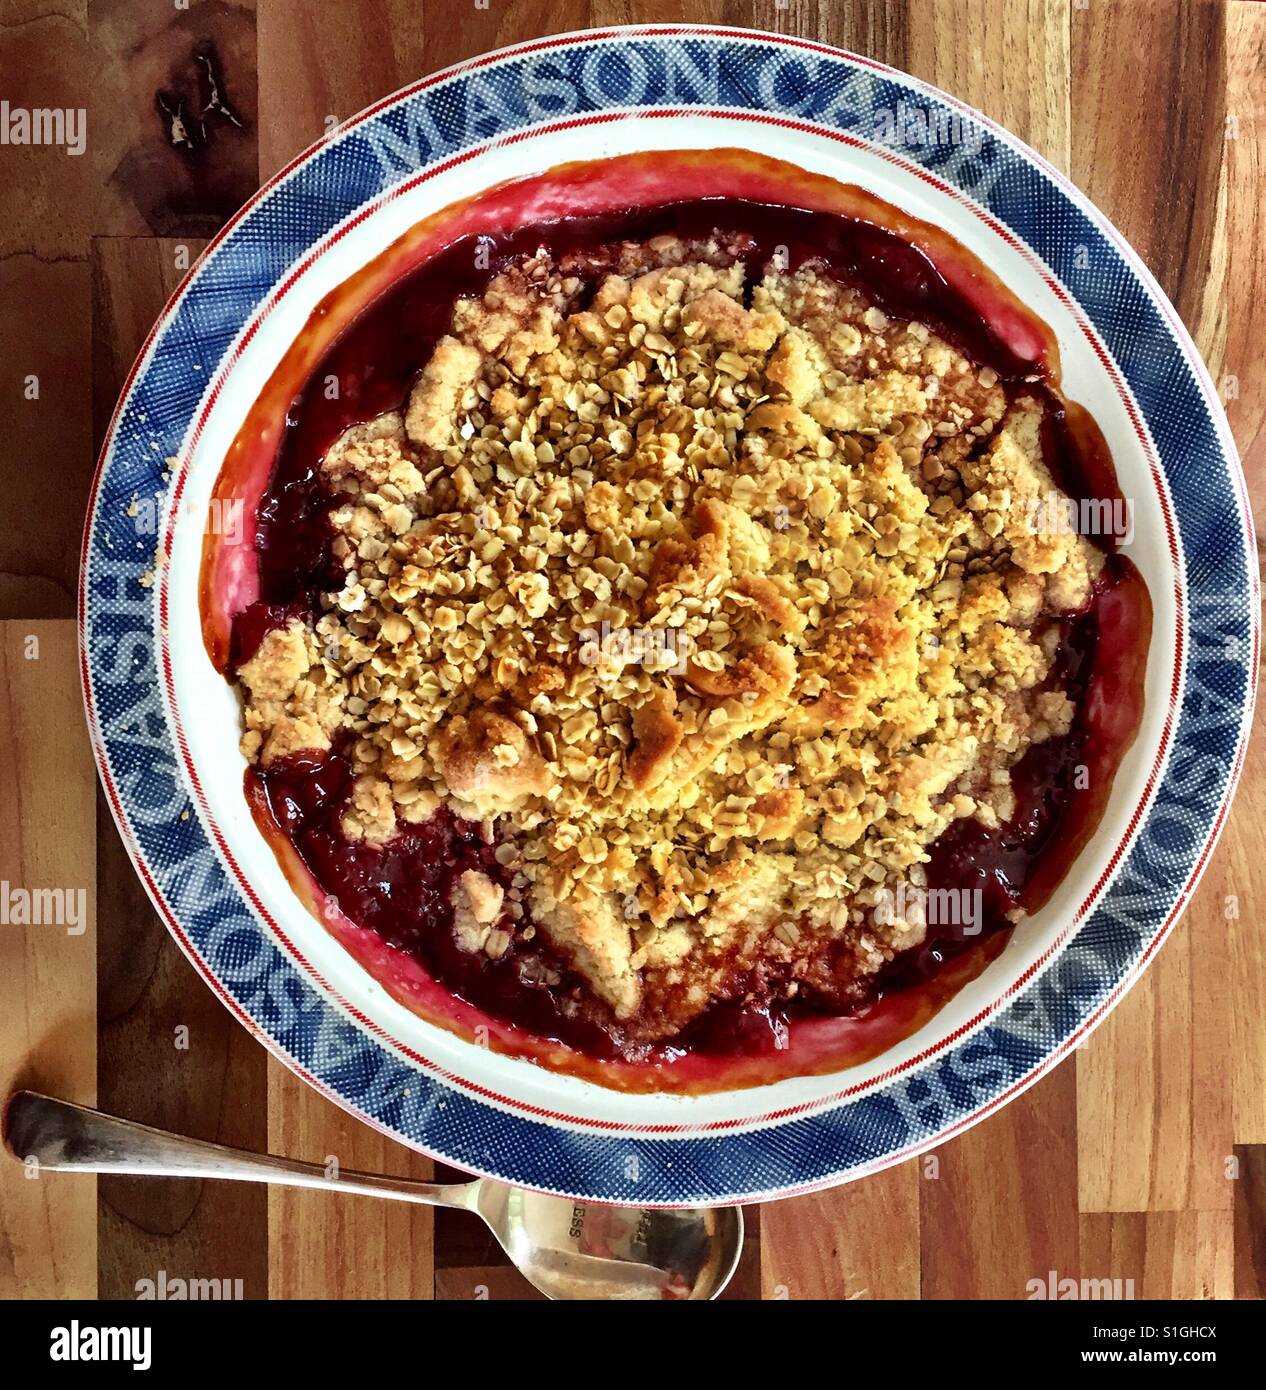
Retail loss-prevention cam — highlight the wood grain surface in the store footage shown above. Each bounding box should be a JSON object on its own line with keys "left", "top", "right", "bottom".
{"left": 1, "top": 0, "right": 1262, "bottom": 1301}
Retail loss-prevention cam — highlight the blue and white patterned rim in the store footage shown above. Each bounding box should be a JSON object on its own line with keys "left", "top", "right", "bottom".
{"left": 82, "top": 27, "right": 1257, "bottom": 1204}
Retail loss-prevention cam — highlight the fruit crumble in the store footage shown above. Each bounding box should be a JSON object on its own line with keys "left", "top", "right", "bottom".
{"left": 233, "top": 226, "right": 1117, "bottom": 1049}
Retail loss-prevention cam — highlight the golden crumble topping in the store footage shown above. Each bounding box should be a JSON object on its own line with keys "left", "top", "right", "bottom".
{"left": 236, "top": 234, "right": 1103, "bottom": 1039}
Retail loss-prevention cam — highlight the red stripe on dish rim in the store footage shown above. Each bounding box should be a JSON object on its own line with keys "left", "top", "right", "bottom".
{"left": 79, "top": 29, "right": 1252, "bottom": 1164}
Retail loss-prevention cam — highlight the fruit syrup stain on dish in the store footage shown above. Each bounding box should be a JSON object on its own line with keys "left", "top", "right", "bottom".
{"left": 203, "top": 160, "right": 1151, "bottom": 1093}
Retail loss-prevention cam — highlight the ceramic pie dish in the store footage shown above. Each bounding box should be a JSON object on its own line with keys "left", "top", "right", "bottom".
{"left": 82, "top": 26, "right": 1257, "bottom": 1204}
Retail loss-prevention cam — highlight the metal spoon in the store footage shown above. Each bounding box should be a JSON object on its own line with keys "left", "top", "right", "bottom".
{"left": 3, "top": 1090, "right": 743, "bottom": 1300}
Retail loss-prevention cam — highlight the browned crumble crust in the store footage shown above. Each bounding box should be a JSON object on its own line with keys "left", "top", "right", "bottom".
{"left": 236, "top": 234, "right": 1102, "bottom": 1040}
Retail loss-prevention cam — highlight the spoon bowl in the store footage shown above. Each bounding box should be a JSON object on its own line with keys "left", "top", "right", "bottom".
{"left": 471, "top": 1180, "right": 743, "bottom": 1300}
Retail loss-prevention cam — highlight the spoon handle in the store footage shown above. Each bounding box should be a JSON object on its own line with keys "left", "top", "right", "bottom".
{"left": 3, "top": 1091, "right": 477, "bottom": 1210}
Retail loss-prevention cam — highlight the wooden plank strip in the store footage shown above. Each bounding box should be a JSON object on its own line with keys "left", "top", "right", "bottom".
{"left": 1231, "top": 1145, "right": 1265, "bottom": 1299}
{"left": 599, "top": 0, "right": 913, "bottom": 69}
{"left": 1079, "top": 1211, "right": 1234, "bottom": 1300}
{"left": 761, "top": 1162, "right": 918, "bottom": 1299}
{"left": 722, "top": 1202, "right": 763, "bottom": 1301}
{"left": 0, "top": 2, "right": 92, "bottom": 618}
{"left": 255, "top": 0, "right": 559, "bottom": 180}
{"left": 256, "top": 0, "right": 418, "bottom": 179}
{"left": 921, "top": 1065, "right": 1080, "bottom": 1298}
{"left": 807, "top": 0, "right": 911, "bottom": 64}
{"left": 1069, "top": 0, "right": 1225, "bottom": 329}
{"left": 0, "top": 256, "right": 92, "bottom": 620}
{"left": 0, "top": 620, "right": 97, "bottom": 1299}
{"left": 0, "top": 1, "right": 90, "bottom": 258}
{"left": 1073, "top": 0, "right": 1241, "bottom": 1216}
{"left": 435, "top": 1265, "right": 546, "bottom": 1300}
{"left": 95, "top": 966, "right": 270, "bottom": 1299}
{"left": 91, "top": 0, "right": 259, "bottom": 237}
{"left": 92, "top": 235, "right": 269, "bottom": 1300}
{"left": 1226, "top": 783, "right": 1266, "bottom": 1150}
{"left": 907, "top": 0, "right": 1071, "bottom": 172}
{"left": 267, "top": 1061, "right": 434, "bottom": 1299}
{"left": 1077, "top": 908, "right": 1233, "bottom": 1212}
{"left": 1222, "top": 0, "right": 1266, "bottom": 1149}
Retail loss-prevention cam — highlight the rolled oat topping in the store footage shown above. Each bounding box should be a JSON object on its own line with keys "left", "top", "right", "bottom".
{"left": 235, "top": 233, "right": 1102, "bottom": 1042}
